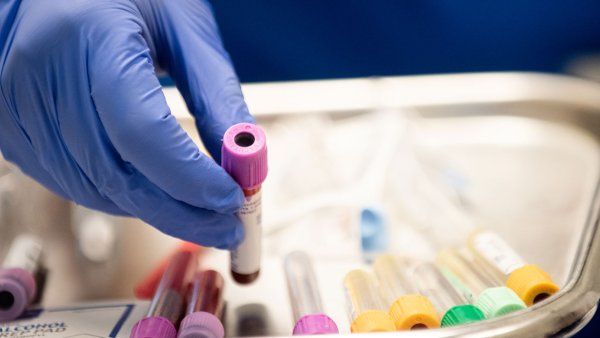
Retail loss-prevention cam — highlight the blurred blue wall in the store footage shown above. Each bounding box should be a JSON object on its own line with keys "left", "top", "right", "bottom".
{"left": 210, "top": 1, "right": 600, "bottom": 82}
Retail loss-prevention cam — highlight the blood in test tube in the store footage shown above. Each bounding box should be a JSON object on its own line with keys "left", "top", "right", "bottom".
{"left": 437, "top": 247, "right": 525, "bottom": 319}
{"left": 284, "top": 251, "right": 338, "bottom": 335}
{"left": 130, "top": 251, "right": 198, "bottom": 338}
{"left": 410, "top": 261, "right": 485, "bottom": 327}
{"left": 0, "top": 234, "right": 43, "bottom": 322}
{"left": 221, "top": 123, "right": 268, "bottom": 285}
{"left": 178, "top": 270, "right": 225, "bottom": 338}
{"left": 372, "top": 255, "right": 439, "bottom": 330}
{"left": 135, "top": 242, "right": 203, "bottom": 299}
{"left": 468, "top": 229, "right": 559, "bottom": 306}
{"left": 343, "top": 269, "right": 396, "bottom": 333}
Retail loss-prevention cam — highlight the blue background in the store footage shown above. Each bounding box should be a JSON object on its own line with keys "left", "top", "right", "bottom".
{"left": 211, "top": 1, "right": 600, "bottom": 82}
{"left": 209, "top": 1, "right": 600, "bottom": 336}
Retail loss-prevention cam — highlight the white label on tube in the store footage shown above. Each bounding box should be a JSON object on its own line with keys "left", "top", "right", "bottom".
{"left": 471, "top": 231, "right": 525, "bottom": 275}
{"left": 3, "top": 235, "right": 42, "bottom": 273}
{"left": 231, "top": 191, "right": 262, "bottom": 274}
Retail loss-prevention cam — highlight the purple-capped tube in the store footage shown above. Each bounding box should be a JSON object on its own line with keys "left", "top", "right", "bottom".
{"left": 130, "top": 251, "right": 197, "bottom": 338}
{"left": 178, "top": 270, "right": 225, "bottom": 338}
{"left": 0, "top": 234, "right": 42, "bottom": 322}
{"left": 222, "top": 123, "right": 268, "bottom": 285}
{"left": 284, "top": 251, "right": 339, "bottom": 335}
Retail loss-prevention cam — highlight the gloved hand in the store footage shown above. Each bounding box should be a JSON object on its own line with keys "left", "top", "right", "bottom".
{"left": 0, "top": 0, "right": 253, "bottom": 249}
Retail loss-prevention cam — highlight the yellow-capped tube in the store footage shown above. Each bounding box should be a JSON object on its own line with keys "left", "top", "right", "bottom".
{"left": 437, "top": 248, "right": 526, "bottom": 319}
{"left": 468, "top": 229, "right": 559, "bottom": 306}
{"left": 373, "top": 255, "right": 439, "bottom": 330}
{"left": 388, "top": 132, "right": 559, "bottom": 307}
{"left": 343, "top": 270, "right": 395, "bottom": 333}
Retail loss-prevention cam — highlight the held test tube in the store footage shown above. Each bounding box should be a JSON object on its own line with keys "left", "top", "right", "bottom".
{"left": 222, "top": 123, "right": 268, "bottom": 284}
{"left": 284, "top": 251, "right": 338, "bottom": 335}
{"left": 410, "top": 262, "right": 486, "bottom": 327}
{"left": 131, "top": 251, "right": 197, "bottom": 338}
{"left": 373, "top": 255, "right": 439, "bottom": 330}
{"left": 343, "top": 270, "right": 396, "bottom": 333}
{"left": 178, "top": 270, "right": 225, "bottom": 338}
{"left": 468, "top": 229, "right": 559, "bottom": 306}
{"left": 437, "top": 248, "right": 526, "bottom": 319}
{"left": 0, "top": 234, "right": 43, "bottom": 322}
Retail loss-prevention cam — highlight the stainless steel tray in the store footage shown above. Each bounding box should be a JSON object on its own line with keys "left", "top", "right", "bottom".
{"left": 2, "top": 72, "right": 600, "bottom": 337}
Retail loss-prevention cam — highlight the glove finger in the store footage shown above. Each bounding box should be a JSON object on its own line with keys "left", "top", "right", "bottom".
{"left": 82, "top": 4, "right": 243, "bottom": 214}
{"left": 102, "top": 168, "right": 244, "bottom": 249}
{"left": 134, "top": 0, "right": 254, "bottom": 163}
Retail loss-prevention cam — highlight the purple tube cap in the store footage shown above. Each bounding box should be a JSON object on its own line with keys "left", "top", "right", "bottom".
{"left": 293, "top": 314, "right": 339, "bottom": 335}
{"left": 178, "top": 312, "right": 225, "bottom": 338}
{"left": 221, "top": 123, "right": 268, "bottom": 189}
{"left": 130, "top": 316, "right": 177, "bottom": 338}
{"left": 0, "top": 268, "right": 36, "bottom": 322}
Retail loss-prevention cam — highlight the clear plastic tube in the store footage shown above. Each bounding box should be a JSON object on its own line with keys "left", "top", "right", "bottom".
{"left": 131, "top": 251, "right": 197, "bottom": 338}
{"left": 411, "top": 262, "right": 465, "bottom": 314}
{"left": 343, "top": 270, "right": 395, "bottom": 333}
{"left": 185, "top": 270, "right": 225, "bottom": 317}
{"left": 391, "top": 122, "right": 559, "bottom": 306}
{"left": 344, "top": 270, "right": 386, "bottom": 321}
{"left": 410, "top": 261, "right": 487, "bottom": 327}
{"left": 284, "top": 251, "right": 338, "bottom": 335}
{"left": 179, "top": 270, "right": 225, "bottom": 338}
{"left": 467, "top": 229, "right": 559, "bottom": 305}
{"left": 284, "top": 251, "right": 324, "bottom": 320}
{"left": 0, "top": 234, "right": 43, "bottom": 321}
{"left": 436, "top": 248, "right": 497, "bottom": 296}
{"left": 372, "top": 255, "right": 414, "bottom": 305}
{"left": 373, "top": 255, "right": 440, "bottom": 330}
{"left": 436, "top": 248, "right": 526, "bottom": 319}
{"left": 146, "top": 251, "right": 196, "bottom": 320}
{"left": 2, "top": 235, "right": 42, "bottom": 274}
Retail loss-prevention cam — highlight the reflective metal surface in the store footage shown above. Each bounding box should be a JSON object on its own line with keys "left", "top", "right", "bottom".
{"left": 2, "top": 73, "right": 600, "bottom": 337}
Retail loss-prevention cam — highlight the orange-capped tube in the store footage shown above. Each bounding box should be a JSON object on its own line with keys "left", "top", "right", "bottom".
{"left": 373, "top": 255, "right": 440, "bottom": 330}
{"left": 344, "top": 270, "right": 395, "bottom": 333}
{"left": 468, "top": 229, "right": 559, "bottom": 306}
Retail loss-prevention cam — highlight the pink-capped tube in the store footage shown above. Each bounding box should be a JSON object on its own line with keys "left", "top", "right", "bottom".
{"left": 284, "top": 251, "right": 339, "bottom": 335}
{"left": 130, "top": 251, "right": 197, "bottom": 338}
{"left": 0, "top": 234, "right": 43, "bottom": 322}
{"left": 221, "top": 123, "right": 268, "bottom": 285}
{"left": 178, "top": 270, "right": 225, "bottom": 338}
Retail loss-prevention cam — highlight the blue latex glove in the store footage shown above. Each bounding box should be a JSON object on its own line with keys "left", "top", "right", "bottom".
{"left": 0, "top": 0, "right": 254, "bottom": 249}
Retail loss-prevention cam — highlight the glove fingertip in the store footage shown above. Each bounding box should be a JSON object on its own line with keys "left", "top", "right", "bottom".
{"left": 215, "top": 184, "right": 245, "bottom": 214}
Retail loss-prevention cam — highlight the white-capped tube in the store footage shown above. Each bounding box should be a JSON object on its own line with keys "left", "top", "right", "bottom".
{"left": 2, "top": 235, "right": 42, "bottom": 273}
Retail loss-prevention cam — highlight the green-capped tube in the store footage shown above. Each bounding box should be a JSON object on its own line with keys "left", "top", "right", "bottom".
{"left": 437, "top": 248, "right": 526, "bottom": 319}
{"left": 411, "top": 262, "right": 485, "bottom": 327}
